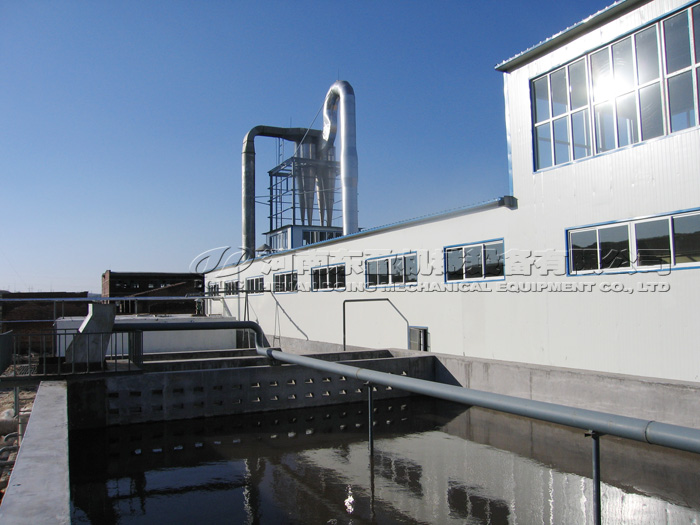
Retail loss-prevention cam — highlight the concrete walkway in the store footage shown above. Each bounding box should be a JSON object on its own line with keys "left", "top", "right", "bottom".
{"left": 0, "top": 381, "right": 69, "bottom": 524}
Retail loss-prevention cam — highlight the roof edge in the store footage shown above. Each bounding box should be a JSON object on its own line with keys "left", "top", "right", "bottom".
{"left": 208, "top": 196, "right": 517, "bottom": 274}
{"left": 495, "top": 0, "right": 650, "bottom": 72}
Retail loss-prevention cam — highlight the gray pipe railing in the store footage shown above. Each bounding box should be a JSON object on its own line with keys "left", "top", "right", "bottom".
{"left": 114, "top": 320, "right": 266, "bottom": 347}
{"left": 256, "top": 345, "right": 700, "bottom": 455}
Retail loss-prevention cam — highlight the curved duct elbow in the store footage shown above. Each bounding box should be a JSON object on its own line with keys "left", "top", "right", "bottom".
{"left": 241, "top": 126, "right": 321, "bottom": 260}
{"left": 322, "top": 81, "right": 359, "bottom": 236}
{"left": 240, "top": 82, "right": 358, "bottom": 260}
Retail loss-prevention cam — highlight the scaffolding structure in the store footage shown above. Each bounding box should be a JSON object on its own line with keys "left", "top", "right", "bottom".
{"left": 267, "top": 156, "right": 341, "bottom": 233}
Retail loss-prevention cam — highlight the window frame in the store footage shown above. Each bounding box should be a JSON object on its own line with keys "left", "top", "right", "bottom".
{"left": 245, "top": 276, "right": 265, "bottom": 295}
{"left": 531, "top": 4, "right": 700, "bottom": 171}
{"left": 365, "top": 252, "right": 418, "bottom": 289}
{"left": 443, "top": 239, "right": 505, "bottom": 283}
{"left": 566, "top": 208, "right": 700, "bottom": 275}
{"left": 224, "top": 280, "right": 240, "bottom": 296}
{"left": 311, "top": 263, "right": 346, "bottom": 292}
{"left": 273, "top": 271, "right": 298, "bottom": 294}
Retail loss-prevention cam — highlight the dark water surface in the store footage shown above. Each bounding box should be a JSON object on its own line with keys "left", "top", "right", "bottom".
{"left": 70, "top": 397, "right": 700, "bottom": 524}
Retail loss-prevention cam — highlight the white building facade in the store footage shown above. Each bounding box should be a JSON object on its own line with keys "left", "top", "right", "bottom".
{"left": 207, "top": 0, "right": 700, "bottom": 388}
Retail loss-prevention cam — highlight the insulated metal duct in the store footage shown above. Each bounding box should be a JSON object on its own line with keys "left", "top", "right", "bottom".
{"left": 240, "top": 81, "right": 358, "bottom": 259}
{"left": 320, "top": 81, "right": 359, "bottom": 236}
{"left": 241, "top": 126, "right": 321, "bottom": 260}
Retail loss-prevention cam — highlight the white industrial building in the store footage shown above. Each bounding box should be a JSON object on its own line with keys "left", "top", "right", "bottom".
{"left": 207, "top": 0, "right": 700, "bottom": 424}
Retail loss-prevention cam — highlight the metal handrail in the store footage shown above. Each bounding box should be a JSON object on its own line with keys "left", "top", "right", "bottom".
{"left": 255, "top": 345, "right": 700, "bottom": 454}
{"left": 257, "top": 343, "right": 700, "bottom": 524}
{"left": 0, "top": 295, "right": 212, "bottom": 303}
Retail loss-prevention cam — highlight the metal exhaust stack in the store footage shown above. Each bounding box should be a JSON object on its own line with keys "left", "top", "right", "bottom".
{"left": 240, "top": 81, "right": 358, "bottom": 260}
{"left": 321, "top": 81, "right": 359, "bottom": 236}
{"left": 241, "top": 126, "right": 322, "bottom": 260}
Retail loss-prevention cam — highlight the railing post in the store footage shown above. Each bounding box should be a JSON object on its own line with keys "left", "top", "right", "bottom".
{"left": 343, "top": 302, "right": 347, "bottom": 352}
{"left": 42, "top": 332, "right": 46, "bottom": 375}
{"left": 13, "top": 387, "right": 19, "bottom": 419}
{"left": 586, "top": 431, "right": 602, "bottom": 525}
{"left": 367, "top": 384, "right": 374, "bottom": 455}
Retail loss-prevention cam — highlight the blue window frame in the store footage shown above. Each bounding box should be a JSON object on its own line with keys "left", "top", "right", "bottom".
{"left": 444, "top": 240, "right": 505, "bottom": 282}
{"left": 311, "top": 264, "right": 346, "bottom": 291}
{"left": 567, "top": 209, "right": 700, "bottom": 274}
{"left": 245, "top": 276, "right": 264, "bottom": 294}
{"left": 273, "top": 271, "right": 298, "bottom": 293}
{"left": 365, "top": 252, "right": 418, "bottom": 288}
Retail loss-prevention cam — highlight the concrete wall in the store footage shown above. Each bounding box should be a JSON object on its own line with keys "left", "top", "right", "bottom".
{"left": 68, "top": 353, "right": 435, "bottom": 429}
{"left": 267, "top": 337, "right": 700, "bottom": 430}
{"left": 429, "top": 349, "right": 700, "bottom": 430}
{"left": 0, "top": 382, "right": 70, "bottom": 524}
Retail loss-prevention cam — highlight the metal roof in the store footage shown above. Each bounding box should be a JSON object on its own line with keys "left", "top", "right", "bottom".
{"left": 495, "top": 0, "right": 650, "bottom": 72}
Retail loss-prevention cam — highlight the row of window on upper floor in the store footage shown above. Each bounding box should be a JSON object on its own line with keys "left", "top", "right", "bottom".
{"left": 568, "top": 209, "right": 700, "bottom": 273}
{"left": 206, "top": 208, "right": 700, "bottom": 296}
{"left": 207, "top": 242, "right": 505, "bottom": 296}
{"left": 532, "top": 3, "right": 700, "bottom": 170}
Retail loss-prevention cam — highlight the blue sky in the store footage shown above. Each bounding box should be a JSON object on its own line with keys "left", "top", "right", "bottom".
{"left": 0, "top": 1, "right": 613, "bottom": 293}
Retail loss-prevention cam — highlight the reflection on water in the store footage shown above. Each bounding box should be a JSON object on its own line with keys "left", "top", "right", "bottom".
{"left": 70, "top": 397, "right": 700, "bottom": 524}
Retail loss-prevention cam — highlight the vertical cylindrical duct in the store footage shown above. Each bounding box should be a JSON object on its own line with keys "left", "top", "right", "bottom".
{"left": 322, "top": 81, "right": 359, "bottom": 236}
{"left": 300, "top": 143, "right": 316, "bottom": 225}
{"left": 241, "top": 126, "right": 322, "bottom": 260}
{"left": 242, "top": 132, "right": 257, "bottom": 261}
{"left": 317, "top": 147, "right": 336, "bottom": 228}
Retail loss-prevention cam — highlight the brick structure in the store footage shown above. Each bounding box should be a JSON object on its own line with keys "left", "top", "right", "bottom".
{"left": 0, "top": 291, "right": 89, "bottom": 335}
{"left": 101, "top": 271, "right": 204, "bottom": 315}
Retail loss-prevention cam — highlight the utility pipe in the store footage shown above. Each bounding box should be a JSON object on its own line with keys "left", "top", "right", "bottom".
{"left": 114, "top": 320, "right": 267, "bottom": 348}
{"left": 255, "top": 346, "right": 700, "bottom": 455}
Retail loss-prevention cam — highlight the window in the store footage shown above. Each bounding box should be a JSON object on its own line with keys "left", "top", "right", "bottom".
{"left": 273, "top": 272, "right": 298, "bottom": 293}
{"left": 673, "top": 213, "right": 700, "bottom": 263}
{"left": 207, "top": 282, "right": 220, "bottom": 296}
{"left": 245, "top": 276, "right": 264, "bottom": 294}
{"left": 224, "top": 280, "right": 240, "bottom": 295}
{"left": 365, "top": 253, "right": 418, "bottom": 288}
{"left": 570, "top": 225, "right": 630, "bottom": 272}
{"left": 568, "top": 210, "right": 700, "bottom": 273}
{"left": 444, "top": 240, "right": 505, "bottom": 281}
{"left": 302, "top": 230, "right": 343, "bottom": 246}
{"left": 268, "top": 231, "right": 287, "bottom": 252}
{"left": 635, "top": 219, "right": 671, "bottom": 266}
{"left": 532, "top": 5, "right": 700, "bottom": 170}
{"left": 312, "top": 264, "right": 346, "bottom": 291}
